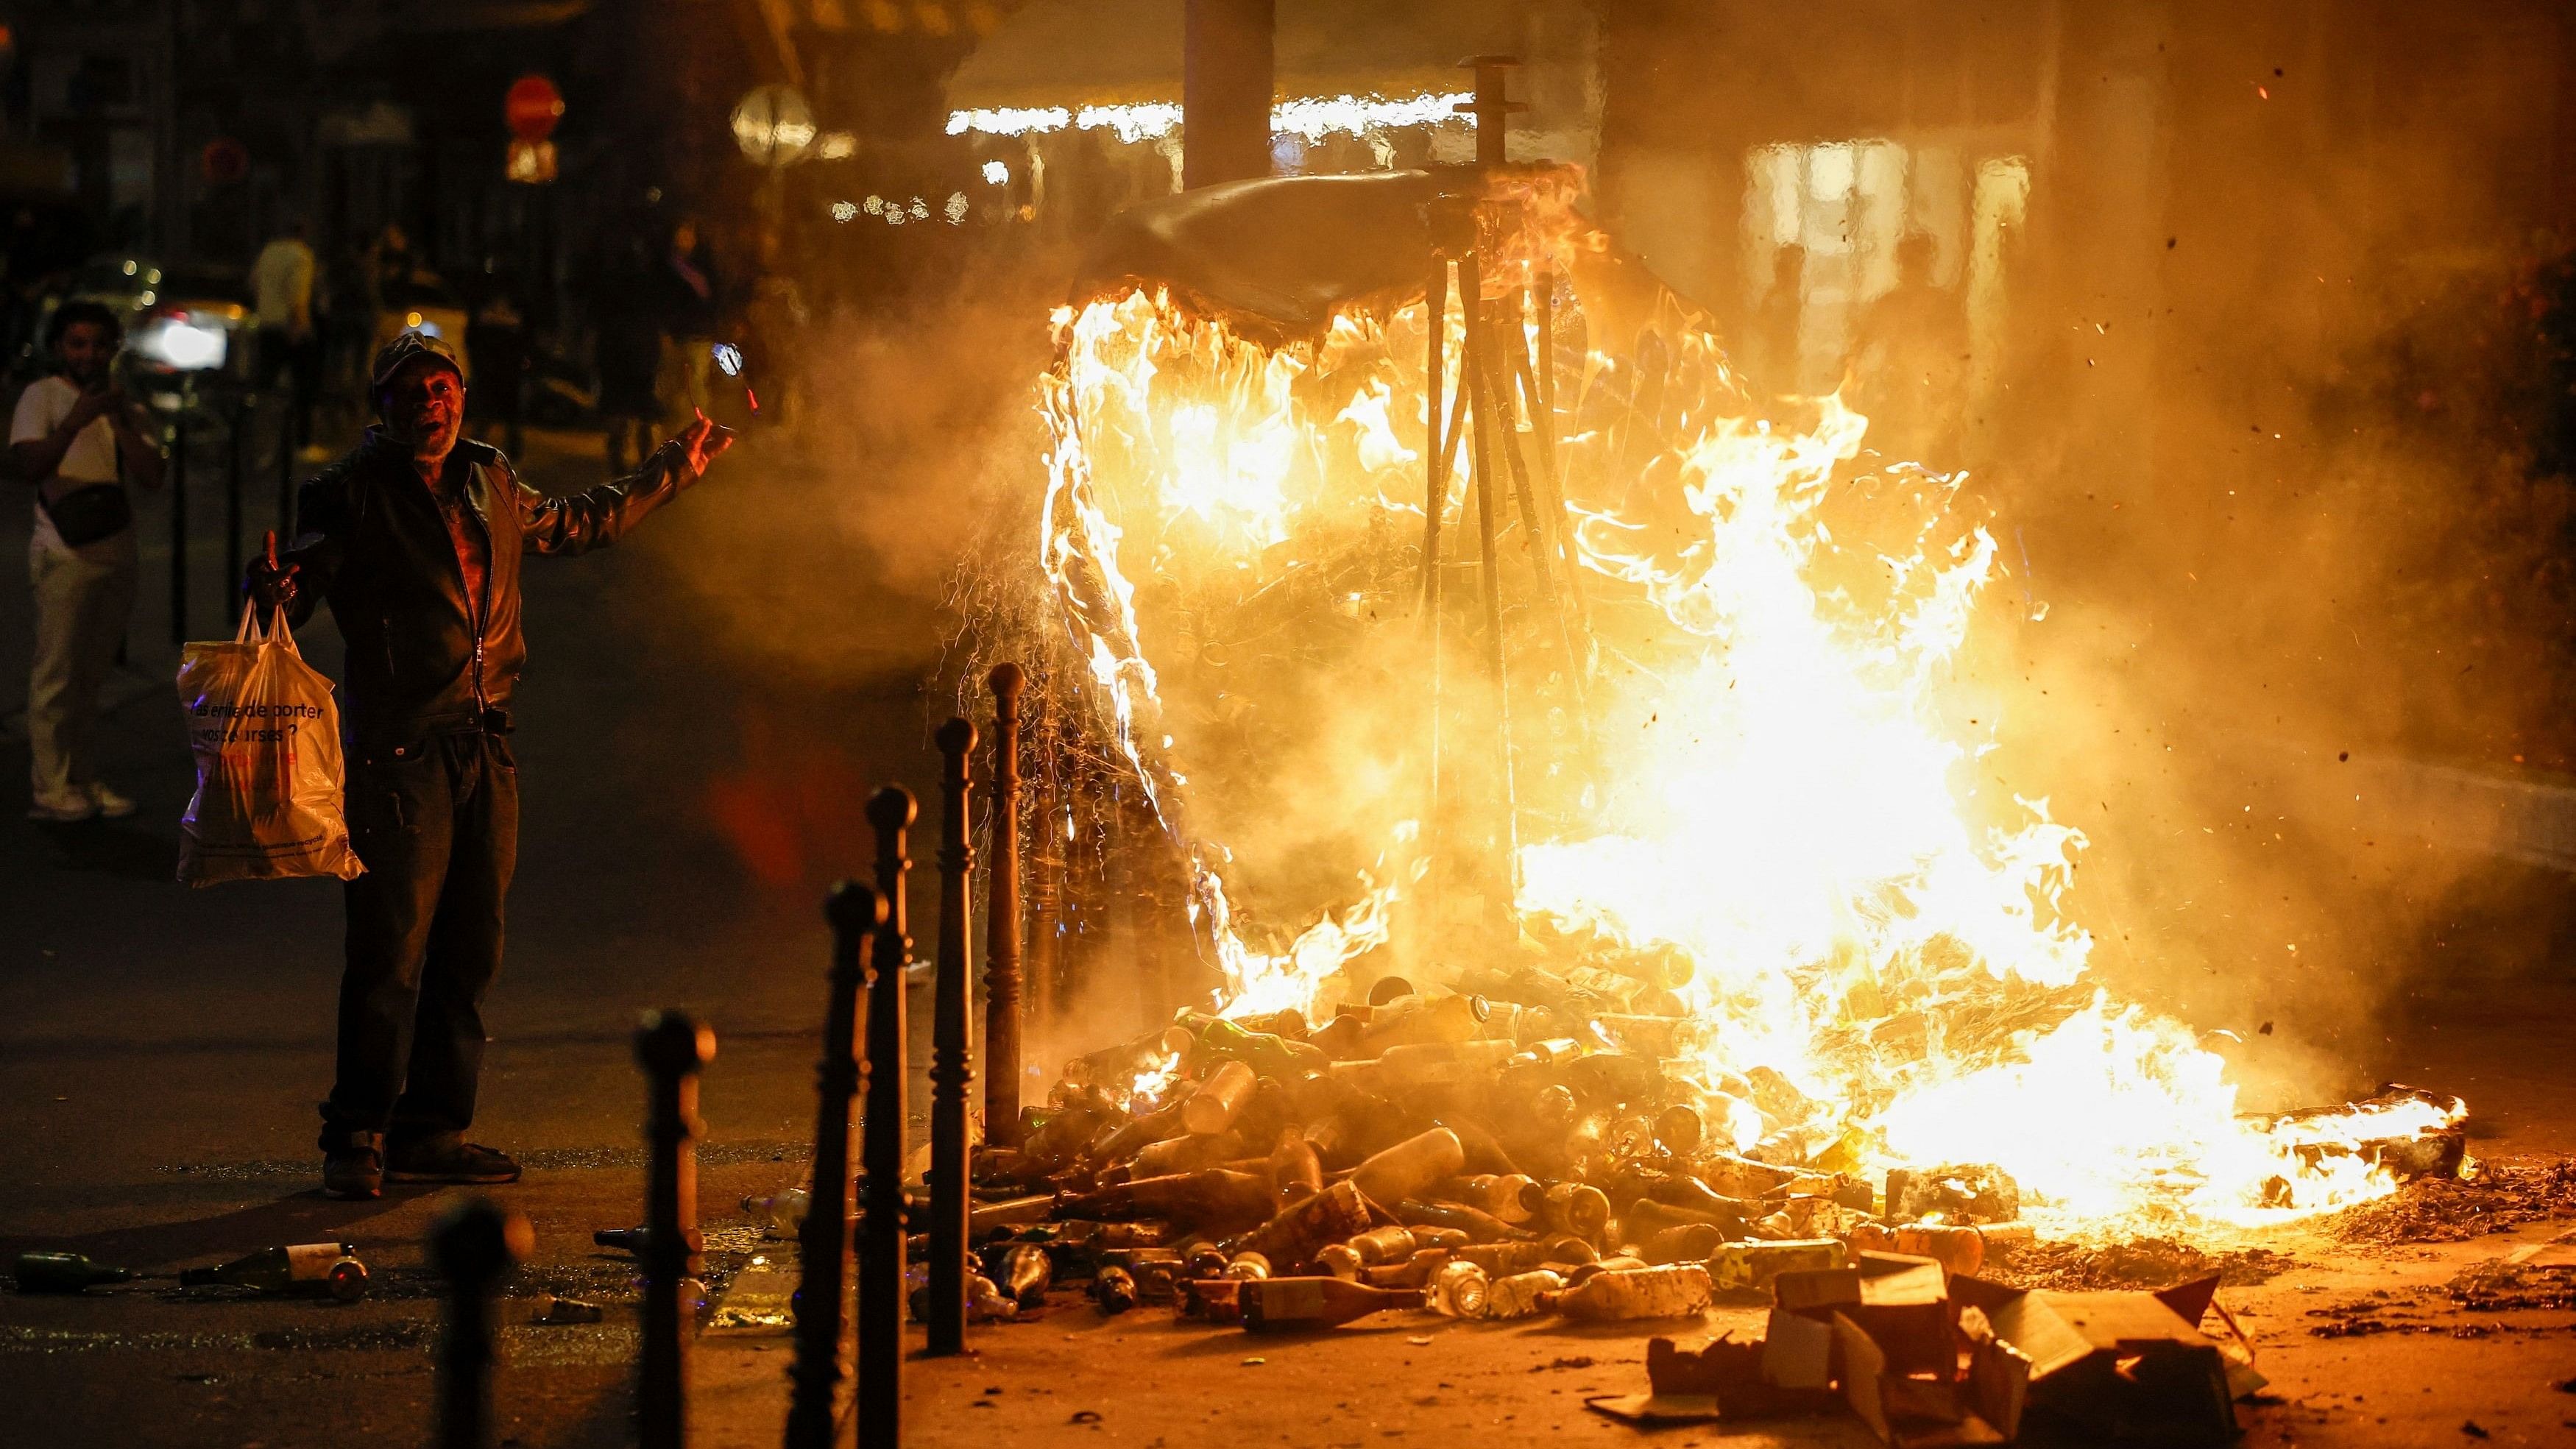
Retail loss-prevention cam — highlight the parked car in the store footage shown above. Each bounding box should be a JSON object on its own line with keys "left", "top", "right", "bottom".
{"left": 52, "top": 254, "right": 258, "bottom": 407}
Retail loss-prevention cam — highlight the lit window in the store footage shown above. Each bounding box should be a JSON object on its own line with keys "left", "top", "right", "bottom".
{"left": 831, "top": 199, "right": 859, "bottom": 222}
{"left": 1739, "top": 138, "right": 2025, "bottom": 416}
{"left": 981, "top": 159, "right": 1008, "bottom": 185}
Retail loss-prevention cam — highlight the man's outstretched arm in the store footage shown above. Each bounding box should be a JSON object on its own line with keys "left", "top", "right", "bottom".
{"left": 521, "top": 415, "right": 733, "bottom": 556}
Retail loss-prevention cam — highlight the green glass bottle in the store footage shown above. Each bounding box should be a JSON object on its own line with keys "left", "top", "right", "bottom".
{"left": 592, "top": 1226, "right": 649, "bottom": 1254}
{"left": 1239, "top": 1276, "right": 1423, "bottom": 1331}
{"left": 179, "top": 1243, "right": 369, "bottom": 1302}
{"left": 13, "top": 1251, "right": 138, "bottom": 1294}
{"left": 1192, "top": 1018, "right": 1325, "bottom": 1079}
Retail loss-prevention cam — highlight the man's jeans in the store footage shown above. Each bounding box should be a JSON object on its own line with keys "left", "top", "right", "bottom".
{"left": 322, "top": 729, "right": 519, "bottom": 1154}
{"left": 27, "top": 527, "right": 138, "bottom": 805}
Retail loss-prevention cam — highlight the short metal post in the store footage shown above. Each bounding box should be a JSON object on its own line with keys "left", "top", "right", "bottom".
{"left": 787, "top": 882, "right": 882, "bottom": 1449}
{"left": 926, "top": 718, "right": 977, "bottom": 1356}
{"left": 277, "top": 380, "right": 298, "bottom": 531}
{"left": 858, "top": 787, "right": 916, "bottom": 1447}
{"left": 984, "top": 665, "right": 1026, "bottom": 1148}
{"left": 169, "top": 402, "right": 189, "bottom": 645}
{"left": 636, "top": 1010, "right": 714, "bottom": 1449}
{"left": 224, "top": 399, "right": 244, "bottom": 610}
{"left": 431, "top": 1197, "right": 530, "bottom": 1449}
{"left": 1026, "top": 691, "right": 1066, "bottom": 1035}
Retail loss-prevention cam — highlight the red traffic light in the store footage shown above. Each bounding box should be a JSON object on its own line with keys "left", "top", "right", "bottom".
{"left": 201, "top": 137, "right": 250, "bottom": 185}
{"left": 506, "top": 74, "right": 564, "bottom": 141}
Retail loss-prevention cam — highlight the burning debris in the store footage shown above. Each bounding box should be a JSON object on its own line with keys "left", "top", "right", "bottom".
{"left": 896, "top": 63, "right": 2486, "bottom": 1446}
{"left": 921, "top": 979, "right": 2465, "bottom": 1365}
{"left": 1984, "top": 1236, "right": 2293, "bottom": 1293}
{"left": 2327, "top": 1156, "right": 2576, "bottom": 1244}
{"left": 956, "top": 118, "right": 2474, "bottom": 1248}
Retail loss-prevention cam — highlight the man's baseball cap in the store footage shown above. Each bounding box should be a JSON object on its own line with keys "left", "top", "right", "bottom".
{"left": 369, "top": 329, "right": 464, "bottom": 392}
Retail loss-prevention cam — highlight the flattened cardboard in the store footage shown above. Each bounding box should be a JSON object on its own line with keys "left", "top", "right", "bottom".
{"left": 1583, "top": 1393, "right": 1724, "bottom": 1425}
{"left": 1958, "top": 1305, "right": 2031, "bottom": 1439}
{"left": 1763, "top": 1307, "right": 1836, "bottom": 1389}
{"left": 1774, "top": 1264, "right": 1864, "bottom": 1312}
{"left": 1777, "top": 1252, "right": 1954, "bottom": 1375}
{"left": 1948, "top": 1275, "right": 2241, "bottom": 1447}
{"left": 1646, "top": 1333, "right": 1841, "bottom": 1420}
{"left": 1834, "top": 1311, "right": 1892, "bottom": 1443}
{"left": 1833, "top": 1310, "right": 2007, "bottom": 1448}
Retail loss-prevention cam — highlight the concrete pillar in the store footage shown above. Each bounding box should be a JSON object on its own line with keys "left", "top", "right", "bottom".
{"left": 1183, "top": 0, "right": 1274, "bottom": 188}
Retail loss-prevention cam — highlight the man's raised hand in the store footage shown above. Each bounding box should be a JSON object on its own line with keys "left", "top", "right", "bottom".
{"left": 677, "top": 410, "right": 736, "bottom": 481}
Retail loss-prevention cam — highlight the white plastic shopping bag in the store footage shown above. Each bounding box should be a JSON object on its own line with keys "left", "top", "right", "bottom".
{"left": 177, "top": 601, "right": 365, "bottom": 885}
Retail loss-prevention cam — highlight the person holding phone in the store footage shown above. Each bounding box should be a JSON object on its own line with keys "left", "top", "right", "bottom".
{"left": 12, "top": 299, "right": 164, "bottom": 822}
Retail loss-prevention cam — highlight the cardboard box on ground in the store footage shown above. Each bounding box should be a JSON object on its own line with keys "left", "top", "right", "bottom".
{"left": 1596, "top": 1250, "right": 2265, "bottom": 1448}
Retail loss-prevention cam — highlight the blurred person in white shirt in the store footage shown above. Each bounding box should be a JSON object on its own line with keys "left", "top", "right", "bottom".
{"left": 10, "top": 300, "right": 165, "bottom": 822}
{"left": 252, "top": 218, "right": 325, "bottom": 459}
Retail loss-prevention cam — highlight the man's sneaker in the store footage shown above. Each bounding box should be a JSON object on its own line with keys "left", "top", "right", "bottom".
{"left": 385, "top": 1139, "right": 521, "bottom": 1185}
{"left": 27, "top": 790, "right": 97, "bottom": 823}
{"left": 324, "top": 1143, "right": 384, "bottom": 1200}
{"left": 86, "top": 782, "right": 138, "bottom": 819}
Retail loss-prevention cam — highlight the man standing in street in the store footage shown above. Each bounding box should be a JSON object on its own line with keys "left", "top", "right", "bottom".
{"left": 251, "top": 219, "right": 324, "bottom": 460}
{"left": 12, "top": 300, "right": 164, "bottom": 822}
{"left": 250, "top": 329, "right": 732, "bottom": 1198}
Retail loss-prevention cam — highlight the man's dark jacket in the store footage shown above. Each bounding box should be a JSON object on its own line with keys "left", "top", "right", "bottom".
{"left": 278, "top": 431, "right": 695, "bottom": 748}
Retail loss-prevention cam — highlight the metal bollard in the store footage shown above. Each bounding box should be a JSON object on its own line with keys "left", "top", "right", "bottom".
{"left": 224, "top": 398, "right": 245, "bottom": 612}
{"left": 1026, "top": 689, "right": 1066, "bottom": 1041}
{"left": 276, "top": 385, "right": 297, "bottom": 535}
{"left": 786, "top": 881, "right": 882, "bottom": 1449}
{"left": 168, "top": 403, "right": 189, "bottom": 645}
{"left": 858, "top": 786, "right": 916, "bottom": 1447}
{"left": 926, "top": 718, "right": 978, "bottom": 1356}
{"left": 984, "top": 664, "right": 1026, "bottom": 1148}
{"left": 431, "top": 1197, "right": 531, "bottom": 1449}
{"left": 635, "top": 1009, "right": 714, "bottom": 1449}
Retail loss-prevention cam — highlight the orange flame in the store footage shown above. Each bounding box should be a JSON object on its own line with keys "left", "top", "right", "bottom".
{"left": 1034, "top": 283, "right": 2460, "bottom": 1236}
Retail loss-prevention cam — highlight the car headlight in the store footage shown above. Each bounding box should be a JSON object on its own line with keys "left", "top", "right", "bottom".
{"left": 132, "top": 314, "right": 229, "bottom": 372}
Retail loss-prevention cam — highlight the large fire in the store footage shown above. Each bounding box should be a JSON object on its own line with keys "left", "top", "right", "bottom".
{"left": 1030, "top": 250, "right": 2459, "bottom": 1240}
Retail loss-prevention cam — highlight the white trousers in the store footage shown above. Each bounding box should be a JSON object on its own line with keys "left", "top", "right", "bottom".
{"left": 27, "top": 526, "right": 139, "bottom": 803}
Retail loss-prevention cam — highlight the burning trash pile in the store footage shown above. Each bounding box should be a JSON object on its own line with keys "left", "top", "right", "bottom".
{"left": 928, "top": 997, "right": 2464, "bottom": 1336}
{"left": 948, "top": 163, "right": 2471, "bottom": 1340}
